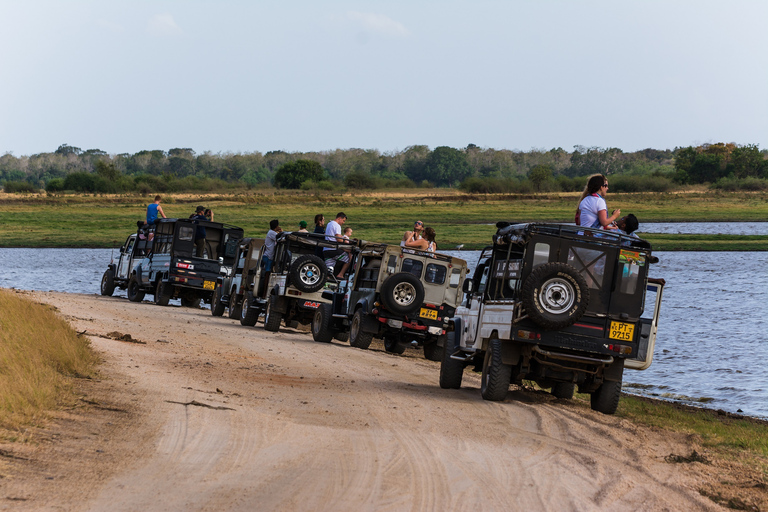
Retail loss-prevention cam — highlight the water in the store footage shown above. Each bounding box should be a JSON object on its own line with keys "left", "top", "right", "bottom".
{"left": 1, "top": 224, "right": 767, "bottom": 418}
{"left": 441, "top": 249, "right": 768, "bottom": 419}
{"left": 639, "top": 222, "right": 768, "bottom": 236}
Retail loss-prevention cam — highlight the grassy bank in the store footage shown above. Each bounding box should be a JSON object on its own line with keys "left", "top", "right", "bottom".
{"left": 2, "top": 189, "right": 767, "bottom": 250}
{"left": 0, "top": 290, "right": 98, "bottom": 439}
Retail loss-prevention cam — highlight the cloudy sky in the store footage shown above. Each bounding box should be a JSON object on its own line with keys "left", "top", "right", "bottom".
{"left": 1, "top": 0, "right": 766, "bottom": 156}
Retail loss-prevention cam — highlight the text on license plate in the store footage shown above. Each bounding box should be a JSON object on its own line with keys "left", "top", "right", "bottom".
{"left": 419, "top": 308, "right": 438, "bottom": 321}
{"left": 609, "top": 321, "right": 634, "bottom": 341}
{"left": 203, "top": 280, "right": 215, "bottom": 290}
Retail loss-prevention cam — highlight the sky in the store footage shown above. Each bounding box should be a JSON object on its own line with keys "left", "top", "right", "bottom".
{"left": 1, "top": 0, "right": 766, "bottom": 157}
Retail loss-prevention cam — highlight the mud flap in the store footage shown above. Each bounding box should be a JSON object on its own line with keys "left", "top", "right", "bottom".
{"left": 603, "top": 358, "right": 625, "bottom": 382}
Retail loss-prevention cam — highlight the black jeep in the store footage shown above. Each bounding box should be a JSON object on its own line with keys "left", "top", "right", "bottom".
{"left": 441, "top": 223, "right": 664, "bottom": 414}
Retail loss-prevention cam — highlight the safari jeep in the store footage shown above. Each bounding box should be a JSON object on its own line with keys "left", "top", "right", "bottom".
{"left": 261, "top": 231, "right": 358, "bottom": 333}
{"left": 210, "top": 237, "right": 266, "bottom": 323}
{"left": 100, "top": 231, "right": 152, "bottom": 297}
{"left": 440, "top": 223, "right": 664, "bottom": 414}
{"left": 116, "top": 218, "right": 243, "bottom": 307}
{"left": 311, "top": 243, "right": 468, "bottom": 360}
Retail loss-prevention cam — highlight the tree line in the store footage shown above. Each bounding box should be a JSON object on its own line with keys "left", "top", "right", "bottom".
{"left": 1, "top": 142, "right": 766, "bottom": 194}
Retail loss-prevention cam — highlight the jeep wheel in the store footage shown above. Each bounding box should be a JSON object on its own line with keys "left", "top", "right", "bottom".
{"left": 289, "top": 255, "right": 327, "bottom": 293}
{"left": 127, "top": 276, "right": 145, "bottom": 302}
{"left": 591, "top": 380, "right": 622, "bottom": 414}
{"left": 380, "top": 273, "right": 425, "bottom": 316}
{"left": 521, "top": 262, "right": 588, "bottom": 330}
{"left": 100, "top": 269, "right": 116, "bottom": 296}
{"left": 181, "top": 297, "right": 201, "bottom": 308}
{"left": 264, "top": 295, "right": 283, "bottom": 332}
{"left": 423, "top": 340, "right": 442, "bottom": 362}
{"left": 311, "top": 303, "right": 334, "bottom": 343}
{"left": 334, "top": 331, "right": 349, "bottom": 343}
{"left": 154, "top": 280, "right": 171, "bottom": 306}
{"left": 211, "top": 284, "right": 225, "bottom": 316}
{"left": 240, "top": 292, "right": 260, "bottom": 326}
{"left": 349, "top": 309, "right": 373, "bottom": 349}
{"left": 384, "top": 337, "right": 406, "bottom": 355}
{"left": 551, "top": 382, "right": 576, "bottom": 400}
{"left": 440, "top": 332, "right": 464, "bottom": 389}
{"left": 228, "top": 290, "right": 242, "bottom": 319}
{"left": 481, "top": 339, "right": 511, "bottom": 401}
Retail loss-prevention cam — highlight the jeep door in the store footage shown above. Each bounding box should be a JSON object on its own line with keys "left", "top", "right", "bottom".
{"left": 116, "top": 235, "right": 137, "bottom": 280}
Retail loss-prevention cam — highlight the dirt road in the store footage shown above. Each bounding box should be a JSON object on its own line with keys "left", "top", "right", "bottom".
{"left": 1, "top": 292, "right": 721, "bottom": 511}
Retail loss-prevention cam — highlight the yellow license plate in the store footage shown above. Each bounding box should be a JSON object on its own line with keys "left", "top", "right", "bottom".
{"left": 609, "top": 321, "right": 635, "bottom": 341}
{"left": 203, "top": 280, "right": 215, "bottom": 290}
{"left": 419, "top": 308, "right": 438, "bottom": 320}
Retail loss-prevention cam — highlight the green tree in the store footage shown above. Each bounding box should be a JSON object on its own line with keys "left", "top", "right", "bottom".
{"left": 273, "top": 159, "right": 326, "bottom": 189}
{"left": 528, "top": 164, "right": 553, "bottom": 191}
{"left": 728, "top": 144, "right": 765, "bottom": 179}
{"left": 412, "top": 146, "right": 472, "bottom": 186}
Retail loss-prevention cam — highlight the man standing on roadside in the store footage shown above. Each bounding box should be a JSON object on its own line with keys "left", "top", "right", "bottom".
{"left": 262, "top": 219, "right": 280, "bottom": 271}
{"left": 146, "top": 195, "right": 166, "bottom": 225}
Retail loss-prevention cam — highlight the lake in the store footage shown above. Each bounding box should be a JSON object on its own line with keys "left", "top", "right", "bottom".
{"left": 1, "top": 231, "right": 767, "bottom": 418}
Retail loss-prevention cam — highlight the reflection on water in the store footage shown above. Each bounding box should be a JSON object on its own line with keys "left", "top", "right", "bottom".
{"left": 1, "top": 245, "right": 767, "bottom": 418}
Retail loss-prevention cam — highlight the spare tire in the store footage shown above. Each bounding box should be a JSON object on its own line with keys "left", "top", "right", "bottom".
{"left": 289, "top": 255, "right": 327, "bottom": 293}
{"left": 380, "top": 273, "right": 424, "bottom": 316}
{"left": 521, "top": 262, "right": 588, "bottom": 330}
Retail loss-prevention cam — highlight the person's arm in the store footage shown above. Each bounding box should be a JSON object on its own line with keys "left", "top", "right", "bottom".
{"left": 158, "top": 205, "right": 166, "bottom": 218}
{"left": 405, "top": 238, "right": 428, "bottom": 250}
{"left": 597, "top": 209, "right": 619, "bottom": 229}
{"left": 402, "top": 230, "right": 414, "bottom": 243}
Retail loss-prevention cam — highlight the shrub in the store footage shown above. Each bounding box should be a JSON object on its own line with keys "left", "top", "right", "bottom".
{"left": 711, "top": 176, "right": 768, "bottom": 191}
{"left": 45, "top": 178, "right": 66, "bottom": 192}
{"left": 2, "top": 180, "right": 38, "bottom": 193}
{"left": 610, "top": 175, "right": 675, "bottom": 193}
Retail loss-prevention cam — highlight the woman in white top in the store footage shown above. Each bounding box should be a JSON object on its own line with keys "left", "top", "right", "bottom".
{"left": 405, "top": 226, "right": 437, "bottom": 252}
{"left": 576, "top": 174, "right": 620, "bottom": 229}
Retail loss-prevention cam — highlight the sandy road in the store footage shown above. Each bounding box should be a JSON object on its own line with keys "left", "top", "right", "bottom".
{"left": 3, "top": 291, "right": 719, "bottom": 511}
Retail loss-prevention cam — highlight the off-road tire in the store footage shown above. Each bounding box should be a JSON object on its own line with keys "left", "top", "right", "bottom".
{"left": 289, "top": 255, "right": 327, "bottom": 293}
{"left": 334, "top": 331, "right": 349, "bottom": 343}
{"left": 440, "top": 332, "right": 464, "bottom": 389}
{"left": 127, "top": 276, "right": 145, "bottom": 302}
{"left": 521, "top": 262, "right": 589, "bottom": 330}
{"left": 240, "top": 293, "right": 260, "bottom": 326}
{"left": 181, "top": 297, "right": 201, "bottom": 308}
{"left": 384, "top": 337, "right": 406, "bottom": 355}
{"left": 349, "top": 309, "right": 373, "bottom": 349}
{"left": 423, "top": 340, "right": 442, "bottom": 362}
{"left": 264, "top": 295, "right": 283, "bottom": 332}
{"left": 380, "top": 273, "right": 425, "bottom": 316}
{"left": 154, "top": 280, "right": 171, "bottom": 306}
{"left": 228, "top": 289, "right": 242, "bottom": 318}
{"left": 211, "top": 284, "right": 225, "bottom": 316}
{"left": 481, "top": 339, "right": 511, "bottom": 401}
{"left": 311, "top": 303, "right": 334, "bottom": 343}
{"left": 551, "top": 382, "right": 576, "bottom": 400}
{"left": 591, "top": 380, "right": 622, "bottom": 415}
{"left": 100, "top": 269, "right": 116, "bottom": 296}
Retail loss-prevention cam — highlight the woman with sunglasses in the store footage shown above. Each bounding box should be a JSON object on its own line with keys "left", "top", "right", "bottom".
{"left": 401, "top": 220, "right": 425, "bottom": 247}
{"left": 575, "top": 174, "right": 620, "bottom": 229}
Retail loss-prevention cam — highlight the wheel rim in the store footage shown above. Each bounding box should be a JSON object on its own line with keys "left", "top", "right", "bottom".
{"left": 482, "top": 350, "right": 491, "bottom": 389}
{"left": 538, "top": 277, "right": 576, "bottom": 315}
{"left": 241, "top": 297, "right": 248, "bottom": 319}
{"left": 392, "top": 282, "right": 417, "bottom": 307}
{"left": 300, "top": 263, "right": 322, "bottom": 286}
{"left": 101, "top": 273, "right": 108, "bottom": 293}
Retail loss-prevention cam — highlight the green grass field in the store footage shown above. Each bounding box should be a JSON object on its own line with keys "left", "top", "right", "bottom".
{"left": 2, "top": 189, "right": 767, "bottom": 250}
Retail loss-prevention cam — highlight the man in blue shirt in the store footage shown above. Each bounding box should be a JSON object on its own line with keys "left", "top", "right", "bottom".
{"left": 191, "top": 206, "right": 207, "bottom": 257}
{"left": 146, "top": 195, "right": 166, "bottom": 225}
{"left": 262, "top": 219, "right": 279, "bottom": 271}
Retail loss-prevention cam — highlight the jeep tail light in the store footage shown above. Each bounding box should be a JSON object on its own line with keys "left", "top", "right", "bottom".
{"left": 176, "top": 262, "right": 194, "bottom": 270}
{"left": 517, "top": 330, "right": 540, "bottom": 340}
{"left": 608, "top": 344, "right": 632, "bottom": 355}
{"left": 371, "top": 308, "right": 378, "bottom": 315}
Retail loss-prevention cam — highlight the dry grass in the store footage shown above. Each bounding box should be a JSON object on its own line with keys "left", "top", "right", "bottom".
{"left": 0, "top": 290, "right": 98, "bottom": 437}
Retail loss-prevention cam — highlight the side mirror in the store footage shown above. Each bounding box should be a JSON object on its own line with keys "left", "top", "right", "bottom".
{"left": 462, "top": 279, "right": 474, "bottom": 294}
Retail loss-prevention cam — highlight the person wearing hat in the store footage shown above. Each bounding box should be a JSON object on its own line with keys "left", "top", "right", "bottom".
{"left": 191, "top": 206, "right": 207, "bottom": 257}
{"left": 298, "top": 220, "right": 309, "bottom": 233}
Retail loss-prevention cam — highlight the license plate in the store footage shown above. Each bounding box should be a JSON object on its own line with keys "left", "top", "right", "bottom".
{"left": 419, "top": 308, "right": 438, "bottom": 320}
{"left": 303, "top": 301, "right": 320, "bottom": 308}
{"left": 609, "top": 321, "right": 634, "bottom": 341}
{"left": 203, "top": 280, "right": 215, "bottom": 290}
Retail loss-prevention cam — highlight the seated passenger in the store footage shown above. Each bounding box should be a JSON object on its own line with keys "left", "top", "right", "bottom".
{"left": 401, "top": 220, "right": 424, "bottom": 247}
{"left": 405, "top": 226, "right": 437, "bottom": 252}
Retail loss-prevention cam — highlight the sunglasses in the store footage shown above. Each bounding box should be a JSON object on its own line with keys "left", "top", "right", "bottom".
{"left": 415, "top": 222, "right": 423, "bottom": 226}
{"left": 602, "top": 184, "right": 609, "bottom": 188}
